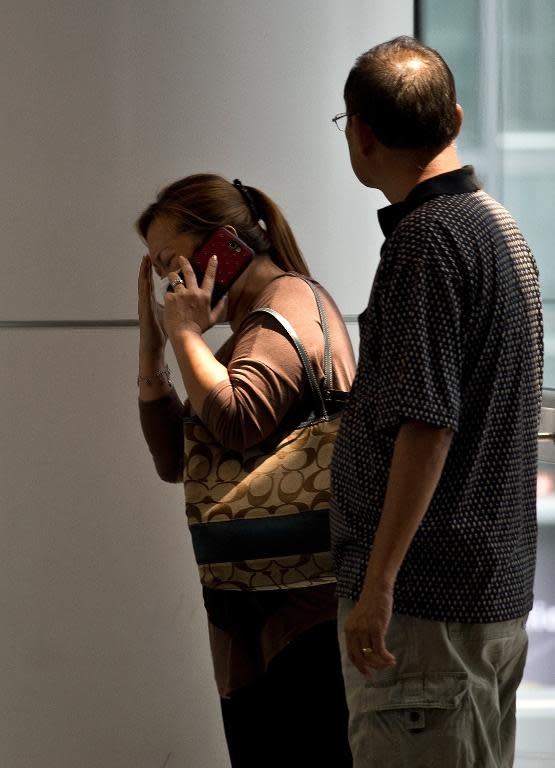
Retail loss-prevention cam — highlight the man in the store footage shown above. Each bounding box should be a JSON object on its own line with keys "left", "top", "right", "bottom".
{"left": 330, "top": 36, "right": 543, "bottom": 768}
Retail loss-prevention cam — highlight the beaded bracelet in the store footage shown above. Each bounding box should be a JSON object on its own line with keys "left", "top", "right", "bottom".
{"left": 137, "top": 364, "right": 172, "bottom": 387}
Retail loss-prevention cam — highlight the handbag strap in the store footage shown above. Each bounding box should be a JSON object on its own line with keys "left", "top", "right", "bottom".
{"left": 250, "top": 277, "right": 334, "bottom": 418}
{"left": 253, "top": 307, "right": 327, "bottom": 417}
{"left": 294, "top": 275, "right": 333, "bottom": 392}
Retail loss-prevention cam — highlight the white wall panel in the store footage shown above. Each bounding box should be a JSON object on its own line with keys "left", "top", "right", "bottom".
{"left": 2, "top": 0, "right": 412, "bottom": 321}
{"left": 0, "top": 328, "right": 229, "bottom": 767}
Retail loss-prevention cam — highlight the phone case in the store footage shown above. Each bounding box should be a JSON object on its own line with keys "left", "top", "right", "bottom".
{"left": 189, "top": 228, "right": 254, "bottom": 307}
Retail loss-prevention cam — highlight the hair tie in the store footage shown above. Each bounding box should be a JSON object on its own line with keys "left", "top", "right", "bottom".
{"left": 233, "top": 178, "right": 262, "bottom": 222}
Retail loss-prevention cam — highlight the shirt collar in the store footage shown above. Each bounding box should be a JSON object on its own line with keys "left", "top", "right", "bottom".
{"left": 377, "top": 165, "right": 481, "bottom": 238}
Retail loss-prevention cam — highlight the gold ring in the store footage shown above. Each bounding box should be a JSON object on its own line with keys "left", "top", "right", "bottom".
{"left": 361, "top": 646, "right": 373, "bottom": 655}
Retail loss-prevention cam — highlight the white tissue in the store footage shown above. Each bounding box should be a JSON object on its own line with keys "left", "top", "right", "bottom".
{"left": 153, "top": 275, "right": 170, "bottom": 305}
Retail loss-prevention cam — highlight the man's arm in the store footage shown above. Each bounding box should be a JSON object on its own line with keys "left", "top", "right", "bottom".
{"left": 344, "top": 419, "right": 454, "bottom": 674}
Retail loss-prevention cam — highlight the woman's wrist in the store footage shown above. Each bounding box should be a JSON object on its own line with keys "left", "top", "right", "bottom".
{"left": 168, "top": 323, "right": 203, "bottom": 345}
{"left": 137, "top": 363, "right": 172, "bottom": 387}
{"left": 139, "top": 336, "right": 166, "bottom": 357}
{"left": 139, "top": 332, "right": 166, "bottom": 358}
{"left": 138, "top": 374, "right": 173, "bottom": 401}
{"left": 138, "top": 351, "right": 173, "bottom": 401}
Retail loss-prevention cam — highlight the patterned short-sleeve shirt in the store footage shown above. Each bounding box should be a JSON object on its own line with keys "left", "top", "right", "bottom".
{"left": 330, "top": 166, "right": 543, "bottom": 623}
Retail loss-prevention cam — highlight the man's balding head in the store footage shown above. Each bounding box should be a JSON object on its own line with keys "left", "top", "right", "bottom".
{"left": 344, "top": 36, "right": 458, "bottom": 151}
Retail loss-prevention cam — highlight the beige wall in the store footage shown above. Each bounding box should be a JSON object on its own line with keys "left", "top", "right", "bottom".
{"left": 0, "top": 2, "right": 413, "bottom": 766}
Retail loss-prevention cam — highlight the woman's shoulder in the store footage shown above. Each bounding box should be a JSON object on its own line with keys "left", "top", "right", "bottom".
{"left": 253, "top": 272, "right": 340, "bottom": 319}
{"left": 230, "top": 271, "right": 355, "bottom": 392}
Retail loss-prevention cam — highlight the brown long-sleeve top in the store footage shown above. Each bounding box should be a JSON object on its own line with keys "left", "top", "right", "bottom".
{"left": 139, "top": 273, "right": 356, "bottom": 697}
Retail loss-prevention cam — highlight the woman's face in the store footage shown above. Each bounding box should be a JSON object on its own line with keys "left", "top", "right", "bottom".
{"left": 146, "top": 216, "right": 201, "bottom": 278}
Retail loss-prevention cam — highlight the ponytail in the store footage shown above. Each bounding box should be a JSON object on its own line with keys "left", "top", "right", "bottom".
{"left": 246, "top": 186, "right": 310, "bottom": 276}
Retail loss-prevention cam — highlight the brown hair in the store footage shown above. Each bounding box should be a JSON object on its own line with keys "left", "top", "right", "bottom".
{"left": 136, "top": 173, "right": 310, "bottom": 276}
{"left": 345, "top": 36, "right": 458, "bottom": 150}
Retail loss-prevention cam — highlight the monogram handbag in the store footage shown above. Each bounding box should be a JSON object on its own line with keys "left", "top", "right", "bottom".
{"left": 183, "top": 277, "right": 347, "bottom": 591}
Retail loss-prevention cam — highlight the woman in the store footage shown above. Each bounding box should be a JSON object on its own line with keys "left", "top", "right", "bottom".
{"left": 137, "top": 173, "right": 355, "bottom": 767}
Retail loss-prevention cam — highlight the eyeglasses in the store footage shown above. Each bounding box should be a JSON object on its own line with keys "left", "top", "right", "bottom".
{"left": 332, "top": 112, "right": 356, "bottom": 132}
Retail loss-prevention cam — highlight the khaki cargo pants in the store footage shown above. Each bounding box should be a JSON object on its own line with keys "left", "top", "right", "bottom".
{"left": 338, "top": 599, "right": 528, "bottom": 768}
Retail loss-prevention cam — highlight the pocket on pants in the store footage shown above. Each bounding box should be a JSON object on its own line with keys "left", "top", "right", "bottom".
{"left": 362, "top": 673, "right": 472, "bottom": 768}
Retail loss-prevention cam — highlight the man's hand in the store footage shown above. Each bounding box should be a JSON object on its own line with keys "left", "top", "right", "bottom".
{"left": 344, "top": 582, "right": 396, "bottom": 675}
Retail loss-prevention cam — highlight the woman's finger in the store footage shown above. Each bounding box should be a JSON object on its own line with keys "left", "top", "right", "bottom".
{"left": 177, "top": 256, "right": 198, "bottom": 290}
{"left": 138, "top": 254, "right": 149, "bottom": 285}
{"left": 140, "top": 258, "right": 159, "bottom": 310}
{"left": 138, "top": 256, "right": 152, "bottom": 308}
{"left": 165, "top": 272, "right": 186, "bottom": 292}
{"left": 201, "top": 254, "right": 218, "bottom": 294}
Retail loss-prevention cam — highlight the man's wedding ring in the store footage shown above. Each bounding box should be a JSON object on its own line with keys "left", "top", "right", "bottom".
{"left": 361, "top": 647, "right": 373, "bottom": 656}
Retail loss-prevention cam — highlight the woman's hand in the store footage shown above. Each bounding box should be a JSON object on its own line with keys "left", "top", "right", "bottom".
{"left": 164, "top": 255, "right": 226, "bottom": 342}
{"left": 138, "top": 255, "right": 167, "bottom": 354}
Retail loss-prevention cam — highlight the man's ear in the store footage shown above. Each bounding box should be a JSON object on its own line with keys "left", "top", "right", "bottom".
{"left": 222, "top": 224, "right": 238, "bottom": 236}
{"left": 454, "top": 104, "right": 464, "bottom": 138}
{"left": 351, "top": 115, "right": 376, "bottom": 157}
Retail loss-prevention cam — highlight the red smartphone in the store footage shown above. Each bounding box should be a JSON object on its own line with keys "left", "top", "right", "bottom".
{"left": 179, "top": 227, "right": 254, "bottom": 308}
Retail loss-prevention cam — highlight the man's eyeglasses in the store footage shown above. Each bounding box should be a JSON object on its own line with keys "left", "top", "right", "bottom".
{"left": 332, "top": 112, "right": 356, "bottom": 132}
